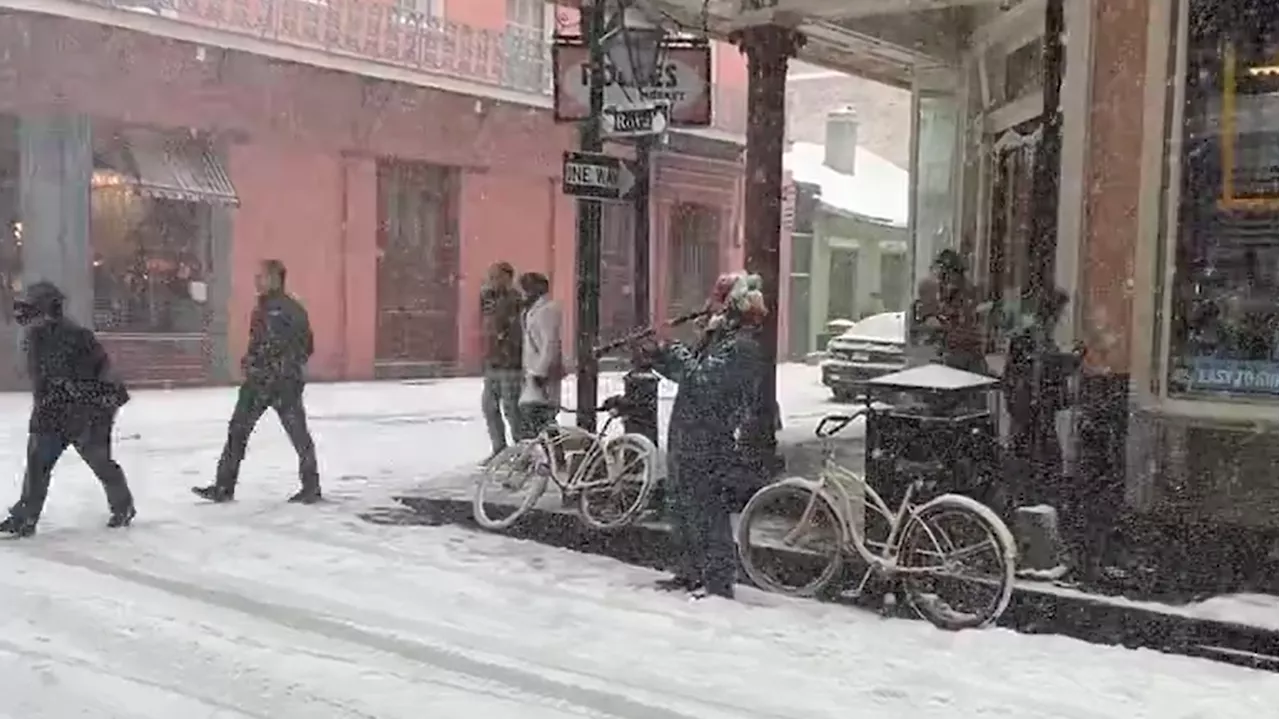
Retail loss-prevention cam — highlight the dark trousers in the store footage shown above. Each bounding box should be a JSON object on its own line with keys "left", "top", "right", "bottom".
{"left": 667, "top": 457, "right": 736, "bottom": 596}
{"left": 12, "top": 410, "right": 133, "bottom": 522}
{"left": 216, "top": 379, "right": 318, "bottom": 492}
{"left": 1007, "top": 412, "right": 1064, "bottom": 508}
{"left": 481, "top": 369, "right": 523, "bottom": 452}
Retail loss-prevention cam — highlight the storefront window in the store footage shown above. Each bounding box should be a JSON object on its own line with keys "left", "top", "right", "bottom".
{"left": 1167, "top": 0, "right": 1278, "bottom": 399}
{"left": 90, "top": 172, "right": 209, "bottom": 334}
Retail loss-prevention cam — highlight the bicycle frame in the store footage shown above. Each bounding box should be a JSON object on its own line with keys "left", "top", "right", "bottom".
{"left": 785, "top": 423, "right": 955, "bottom": 582}
{"left": 534, "top": 413, "right": 629, "bottom": 494}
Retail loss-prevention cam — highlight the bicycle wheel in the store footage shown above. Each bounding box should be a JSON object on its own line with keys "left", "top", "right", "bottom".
{"left": 473, "top": 439, "right": 550, "bottom": 531}
{"left": 578, "top": 433, "right": 658, "bottom": 530}
{"left": 735, "top": 479, "right": 845, "bottom": 598}
{"left": 897, "top": 494, "right": 1017, "bottom": 630}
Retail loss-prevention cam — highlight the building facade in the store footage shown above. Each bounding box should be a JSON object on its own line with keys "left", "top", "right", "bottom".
{"left": 893, "top": 0, "right": 1276, "bottom": 537}
{"left": 0, "top": 0, "right": 752, "bottom": 386}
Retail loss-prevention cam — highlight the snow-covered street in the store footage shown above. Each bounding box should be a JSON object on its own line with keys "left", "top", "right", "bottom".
{"left": 0, "top": 370, "right": 1274, "bottom": 719}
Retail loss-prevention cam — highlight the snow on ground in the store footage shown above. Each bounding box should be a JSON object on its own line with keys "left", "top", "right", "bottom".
{"left": 0, "top": 369, "right": 1273, "bottom": 719}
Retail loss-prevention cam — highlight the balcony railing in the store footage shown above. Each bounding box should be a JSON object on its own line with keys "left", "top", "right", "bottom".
{"left": 84, "top": 0, "right": 746, "bottom": 137}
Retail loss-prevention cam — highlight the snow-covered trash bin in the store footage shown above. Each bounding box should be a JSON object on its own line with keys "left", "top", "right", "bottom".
{"left": 1014, "top": 504, "right": 1069, "bottom": 580}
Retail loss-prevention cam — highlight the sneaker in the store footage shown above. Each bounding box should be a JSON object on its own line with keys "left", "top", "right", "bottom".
{"left": 0, "top": 514, "right": 37, "bottom": 538}
{"left": 191, "top": 485, "right": 234, "bottom": 503}
{"left": 107, "top": 506, "right": 136, "bottom": 529}
{"left": 287, "top": 487, "right": 322, "bottom": 504}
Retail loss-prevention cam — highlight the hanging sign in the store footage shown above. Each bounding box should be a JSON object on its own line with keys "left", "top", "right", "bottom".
{"left": 552, "top": 37, "right": 711, "bottom": 127}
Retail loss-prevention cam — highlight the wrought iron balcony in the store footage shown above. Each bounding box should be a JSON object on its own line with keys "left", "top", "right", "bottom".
{"left": 88, "top": 0, "right": 746, "bottom": 138}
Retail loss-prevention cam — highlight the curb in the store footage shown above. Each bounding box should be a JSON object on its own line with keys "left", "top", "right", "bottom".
{"left": 391, "top": 493, "right": 1278, "bottom": 673}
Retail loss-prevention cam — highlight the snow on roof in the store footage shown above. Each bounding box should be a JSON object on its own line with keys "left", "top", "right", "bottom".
{"left": 867, "top": 363, "right": 999, "bottom": 390}
{"left": 784, "top": 141, "right": 909, "bottom": 227}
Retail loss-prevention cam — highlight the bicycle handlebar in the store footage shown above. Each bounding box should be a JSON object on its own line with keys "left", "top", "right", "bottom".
{"left": 815, "top": 409, "right": 867, "bottom": 439}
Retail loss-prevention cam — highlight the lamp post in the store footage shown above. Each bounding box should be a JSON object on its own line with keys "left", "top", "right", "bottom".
{"left": 611, "top": 9, "right": 664, "bottom": 448}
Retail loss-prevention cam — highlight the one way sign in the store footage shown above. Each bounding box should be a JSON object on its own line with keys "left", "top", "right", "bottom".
{"left": 562, "top": 152, "right": 638, "bottom": 201}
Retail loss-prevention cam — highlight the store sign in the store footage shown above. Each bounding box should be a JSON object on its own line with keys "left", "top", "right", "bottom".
{"left": 552, "top": 39, "right": 711, "bottom": 127}
{"left": 1172, "top": 357, "right": 1279, "bottom": 395}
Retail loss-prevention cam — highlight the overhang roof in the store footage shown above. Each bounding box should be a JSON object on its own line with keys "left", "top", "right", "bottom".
{"left": 641, "top": 0, "right": 1006, "bottom": 87}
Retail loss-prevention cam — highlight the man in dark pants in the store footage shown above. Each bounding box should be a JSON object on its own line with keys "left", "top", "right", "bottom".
{"left": 192, "top": 259, "right": 320, "bottom": 504}
{"left": 0, "top": 281, "right": 135, "bottom": 538}
{"left": 480, "top": 261, "right": 523, "bottom": 462}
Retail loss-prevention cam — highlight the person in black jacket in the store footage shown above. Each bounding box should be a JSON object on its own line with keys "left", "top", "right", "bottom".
{"left": 642, "top": 272, "right": 767, "bottom": 600}
{"left": 0, "top": 281, "right": 135, "bottom": 537}
{"left": 193, "top": 259, "right": 320, "bottom": 504}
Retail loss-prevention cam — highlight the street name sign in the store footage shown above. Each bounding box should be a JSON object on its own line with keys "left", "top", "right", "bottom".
{"left": 562, "top": 152, "right": 638, "bottom": 201}
{"left": 603, "top": 102, "right": 670, "bottom": 137}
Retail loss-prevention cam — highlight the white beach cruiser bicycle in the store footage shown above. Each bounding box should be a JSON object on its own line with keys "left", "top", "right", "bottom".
{"left": 474, "top": 396, "right": 659, "bottom": 532}
{"left": 735, "top": 409, "right": 1017, "bottom": 630}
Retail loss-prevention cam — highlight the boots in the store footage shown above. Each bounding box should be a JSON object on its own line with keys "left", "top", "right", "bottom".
{"left": 191, "top": 485, "right": 235, "bottom": 503}
{"left": 287, "top": 485, "right": 322, "bottom": 504}
{"left": 107, "top": 506, "right": 136, "bottom": 529}
{"left": 0, "top": 514, "right": 37, "bottom": 538}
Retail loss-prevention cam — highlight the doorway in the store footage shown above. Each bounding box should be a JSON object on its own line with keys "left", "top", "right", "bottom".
{"left": 375, "top": 160, "right": 460, "bottom": 377}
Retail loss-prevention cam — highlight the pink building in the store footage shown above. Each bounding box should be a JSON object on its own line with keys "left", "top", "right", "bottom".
{"left": 0, "top": 0, "right": 756, "bottom": 386}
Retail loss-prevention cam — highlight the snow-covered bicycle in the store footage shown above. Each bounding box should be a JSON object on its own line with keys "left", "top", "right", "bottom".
{"left": 473, "top": 396, "right": 659, "bottom": 532}
{"left": 735, "top": 409, "right": 1016, "bottom": 630}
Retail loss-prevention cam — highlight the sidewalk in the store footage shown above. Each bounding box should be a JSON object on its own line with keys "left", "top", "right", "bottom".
{"left": 392, "top": 465, "right": 1279, "bottom": 673}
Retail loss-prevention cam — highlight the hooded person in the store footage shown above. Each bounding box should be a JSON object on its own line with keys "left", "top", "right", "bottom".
{"left": 641, "top": 271, "right": 767, "bottom": 599}
{"left": 1, "top": 281, "right": 135, "bottom": 537}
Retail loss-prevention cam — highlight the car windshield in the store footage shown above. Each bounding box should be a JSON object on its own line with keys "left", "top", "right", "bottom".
{"left": 841, "top": 312, "right": 906, "bottom": 342}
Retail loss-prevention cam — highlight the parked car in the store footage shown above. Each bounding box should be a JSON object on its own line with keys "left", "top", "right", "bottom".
{"left": 820, "top": 311, "right": 907, "bottom": 401}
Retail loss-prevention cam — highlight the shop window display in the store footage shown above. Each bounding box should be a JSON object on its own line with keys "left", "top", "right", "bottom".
{"left": 90, "top": 168, "right": 209, "bottom": 334}
{"left": 1167, "top": 0, "right": 1278, "bottom": 399}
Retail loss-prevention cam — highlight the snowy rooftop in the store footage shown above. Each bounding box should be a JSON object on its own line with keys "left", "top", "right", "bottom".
{"left": 784, "top": 141, "right": 909, "bottom": 227}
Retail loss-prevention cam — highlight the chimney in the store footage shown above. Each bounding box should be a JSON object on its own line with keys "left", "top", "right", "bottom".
{"left": 823, "top": 106, "right": 858, "bottom": 175}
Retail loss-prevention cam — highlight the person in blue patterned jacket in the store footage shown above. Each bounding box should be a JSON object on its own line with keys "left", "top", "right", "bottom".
{"left": 641, "top": 272, "right": 767, "bottom": 600}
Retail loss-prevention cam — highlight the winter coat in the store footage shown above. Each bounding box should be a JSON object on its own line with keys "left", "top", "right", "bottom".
{"left": 243, "top": 290, "right": 314, "bottom": 385}
{"left": 652, "top": 324, "right": 763, "bottom": 482}
{"left": 520, "top": 294, "right": 564, "bottom": 407}
{"left": 25, "top": 317, "right": 130, "bottom": 434}
{"left": 914, "top": 277, "right": 986, "bottom": 373}
{"left": 1003, "top": 321, "right": 1081, "bottom": 423}
{"left": 480, "top": 285, "right": 523, "bottom": 371}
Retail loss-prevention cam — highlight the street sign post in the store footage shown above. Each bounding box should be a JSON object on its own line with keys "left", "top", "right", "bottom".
{"left": 562, "top": 152, "right": 638, "bottom": 201}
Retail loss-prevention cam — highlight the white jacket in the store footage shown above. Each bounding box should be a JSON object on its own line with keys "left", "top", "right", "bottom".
{"left": 520, "top": 294, "right": 563, "bottom": 406}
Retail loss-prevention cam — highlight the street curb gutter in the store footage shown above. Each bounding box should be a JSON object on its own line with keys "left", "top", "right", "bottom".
{"left": 389, "top": 494, "right": 1278, "bottom": 673}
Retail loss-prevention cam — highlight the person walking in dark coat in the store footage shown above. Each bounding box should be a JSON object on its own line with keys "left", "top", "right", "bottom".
{"left": 0, "top": 281, "right": 135, "bottom": 537}
{"left": 480, "top": 261, "right": 524, "bottom": 461}
{"left": 644, "top": 272, "right": 767, "bottom": 600}
{"left": 192, "top": 259, "right": 320, "bottom": 504}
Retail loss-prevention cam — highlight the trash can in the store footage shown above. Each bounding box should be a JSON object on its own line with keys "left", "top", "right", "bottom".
{"left": 861, "top": 364, "right": 1002, "bottom": 511}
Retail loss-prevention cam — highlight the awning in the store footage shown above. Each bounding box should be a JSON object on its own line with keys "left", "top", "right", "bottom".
{"left": 124, "top": 133, "right": 239, "bottom": 207}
